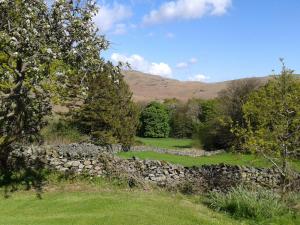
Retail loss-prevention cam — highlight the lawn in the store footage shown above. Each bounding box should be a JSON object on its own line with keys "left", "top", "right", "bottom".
{"left": 118, "top": 151, "right": 300, "bottom": 171}
{"left": 0, "top": 182, "right": 243, "bottom": 225}
{"left": 0, "top": 180, "right": 298, "bottom": 225}
{"left": 135, "top": 137, "right": 194, "bottom": 149}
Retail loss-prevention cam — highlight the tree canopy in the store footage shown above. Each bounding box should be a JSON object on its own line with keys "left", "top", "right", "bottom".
{"left": 0, "top": 0, "right": 109, "bottom": 189}
{"left": 72, "top": 63, "right": 139, "bottom": 150}
{"left": 139, "top": 102, "right": 170, "bottom": 138}
{"left": 237, "top": 61, "right": 300, "bottom": 183}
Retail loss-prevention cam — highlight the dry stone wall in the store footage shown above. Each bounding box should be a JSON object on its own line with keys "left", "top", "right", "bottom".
{"left": 17, "top": 143, "right": 300, "bottom": 192}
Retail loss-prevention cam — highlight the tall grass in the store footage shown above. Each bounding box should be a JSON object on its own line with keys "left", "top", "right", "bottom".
{"left": 204, "top": 186, "right": 292, "bottom": 221}
{"left": 41, "top": 118, "right": 88, "bottom": 145}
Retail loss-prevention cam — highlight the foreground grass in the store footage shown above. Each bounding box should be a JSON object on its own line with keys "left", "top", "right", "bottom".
{"left": 135, "top": 137, "right": 194, "bottom": 150}
{"left": 204, "top": 186, "right": 300, "bottom": 225}
{"left": 118, "top": 151, "right": 300, "bottom": 171}
{"left": 0, "top": 180, "right": 242, "bottom": 225}
{"left": 0, "top": 177, "right": 298, "bottom": 225}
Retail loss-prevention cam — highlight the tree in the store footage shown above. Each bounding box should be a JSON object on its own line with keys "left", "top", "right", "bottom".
{"left": 237, "top": 61, "right": 300, "bottom": 191}
{"left": 139, "top": 102, "right": 170, "bottom": 138}
{"left": 73, "top": 63, "right": 139, "bottom": 150}
{"left": 209, "top": 78, "right": 262, "bottom": 150}
{"left": 218, "top": 78, "right": 262, "bottom": 127}
{"left": 193, "top": 99, "right": 229, "bottom": 150}
{"left": 168, "top": 99, "right": 202, "bottom": 138}
{"left": 0, "top": 0, "right": 107, "bottom": 188}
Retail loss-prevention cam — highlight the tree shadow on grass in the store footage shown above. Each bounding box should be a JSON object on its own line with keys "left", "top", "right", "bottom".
{"left": 0, "top": 147, "right": 47, "bottom": 199}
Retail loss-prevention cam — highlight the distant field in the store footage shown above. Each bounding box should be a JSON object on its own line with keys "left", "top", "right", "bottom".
{"left": 135, "top": 137, "right": 194, "bottom": 150}
{"left": 118, "top": 151, "right": 300, "bottom": 171}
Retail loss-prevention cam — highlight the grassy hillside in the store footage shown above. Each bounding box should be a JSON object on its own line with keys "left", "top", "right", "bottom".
{"left": 123, "top": 70, "right": 270, "bottom": 102}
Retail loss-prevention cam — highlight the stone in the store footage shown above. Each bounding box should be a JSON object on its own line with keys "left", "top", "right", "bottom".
{"left": 72, "top": 161, "right": 81, "bottom": 167}
{"left": 84, "top": 160, "right": 91, "bottom": 166}
{"left": 85, "top": 165, "right": 93, "bottom": 169}
{"left": 79, "top": 164, "right": 84, "bottom": 169}
{"left": 94, "top": 166, "right": 101, "bottom": 171}
{"left": 64, "top": 162, "right": 73, "bottom": 168}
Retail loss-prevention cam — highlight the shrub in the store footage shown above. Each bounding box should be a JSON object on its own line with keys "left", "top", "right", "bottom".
{"left": 204, "top": 186, "right": 290, "bottom": 221}
{"left": 139, "top": 102, "right": 170, "bottom": 138}
{"left": 41, "top": 118, "right": 87, "bottom": 145}
{"left": 72, "top": 64, "right": 139, "bottom": 149}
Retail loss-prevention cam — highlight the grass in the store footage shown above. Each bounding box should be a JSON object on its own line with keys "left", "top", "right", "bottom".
{"left": 0, "top": 175, "right": 298, "bottom": 225}
{"left": 0, "top": 178, "right": 243, "bottom": 225}
{"left": 41, "top": 117, "right": 88, "bottom": 145}
{"left": 135, "top": 137, "right": 194, "bottom": 149}
{"left": 204, "top": 186, "right": 300, "bottom": 224}
{"left": 118, "top": 151, "right": 300, "bottom": 171}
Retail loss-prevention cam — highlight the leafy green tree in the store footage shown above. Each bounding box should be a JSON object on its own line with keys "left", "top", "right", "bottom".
{"left": 139, "top": 102, "right": 170, "bottom": 138}
{"left": 170, "top": 104, "right": 194, "bottom": 138}
{"left": 218, "top": 78, "right": 262, "bottom": 127}
{"left": 73, "top": 63, "right": 139, "bottom": 150}
{"left": 194, "top": 100, "right": 230, "bottom": 150}
{"left": 236, "top": 61, "right": 300, "bottom": 190}
{"left": 168, "top": 99, "right": 203, "bottom": 138}
{"left": 0, "top": 0, "right": 107, "bottom": 188}
{"left": 199, "top": 78, "right": 262, "bottom": 150}
{"left": 198, "top": 99, "right": 218, "bottom": 123}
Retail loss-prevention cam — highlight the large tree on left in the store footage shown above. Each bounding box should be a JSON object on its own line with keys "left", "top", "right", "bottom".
{"left": 0, "top": 0, "right": 107, "bottom": 186}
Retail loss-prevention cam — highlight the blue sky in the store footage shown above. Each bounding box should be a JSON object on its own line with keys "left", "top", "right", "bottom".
{"left": 94, "top": 0, "right": 300, "bottom": 82}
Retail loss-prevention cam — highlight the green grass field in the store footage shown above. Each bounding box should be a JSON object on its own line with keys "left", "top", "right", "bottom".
{"left": 0, "top": 180, "right": 244, "bottom": 225}
{"left": 0, "top": 179, "right": 298, "bottom": 225}
{"left": 118, "top": 151, "right": 300, "bottom": 171}
{"left": 135, "top": 137, "right": 194, "bottom": 149}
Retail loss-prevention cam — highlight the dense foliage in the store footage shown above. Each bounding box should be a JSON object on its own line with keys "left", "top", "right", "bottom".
{"left": 236, "top": 62, "right": 300, "bottom": 184}
{"left": 73, "top": 63, "right": 139, "bottom": 150}
{"left": 169, "top": 103, "right": 197, "bottom": 138}
{"left": 0, "top": 0, "right": 117, "bottom": 190}
{"left": 139, "top": 102, "right": 170, "bottom": 138}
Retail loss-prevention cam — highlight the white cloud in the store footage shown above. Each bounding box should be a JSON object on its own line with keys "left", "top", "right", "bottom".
{"left": 189, "top": 57, "right": 198, "bottom": 64}
{"left": 166, "top": 32, "right": 175, "bottom": 39}
{"left": 188, "top": 74, "right": 210, "bottom": 82}
{"left": 143, "top": 0, "right": 231, "bottom": 25}
{"left": 176, "top": 62, "right": 188, "bottom": 69}
{"left": 111, "top": 53, "right": 173, "bottom": 78}
{"left": 94, "top": 3, "right": 132, "bottom": 33}
{"left": 112, "top": 23, "right": 127, "bottom": 35}
{"left": 176, "top": 57, "right": 198, "bottom": 69}
{"left": 149, "top": 63, "right": 172, "bottom": 77}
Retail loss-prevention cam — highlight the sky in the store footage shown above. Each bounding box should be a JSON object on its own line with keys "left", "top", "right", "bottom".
{"left": 70, "top": 1, "right": 300, "bottom": 82}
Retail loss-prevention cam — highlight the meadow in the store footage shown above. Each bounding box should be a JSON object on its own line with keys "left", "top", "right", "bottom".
{"left": 118, "top": 151, "right": 300, "bottom": 171}
{"left": 127, "top": 137, "right": 300, "bottom": 171}
{"left": 135, "top": 137, "right": 194, "bottom": 149}
{"left": 0, "top": 178, "right": 298, "bottom": 225}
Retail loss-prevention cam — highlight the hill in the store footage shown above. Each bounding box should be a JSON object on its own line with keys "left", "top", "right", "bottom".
{"left": 123, "top": 70, "right": 269, "bottom": 102}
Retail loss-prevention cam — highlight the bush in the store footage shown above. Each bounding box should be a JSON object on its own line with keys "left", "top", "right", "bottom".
{"left": 204, "top": 186, "right": 291, "bottom": 221}
{"left": 72, "top": 64, "right": 139, "bottom": 149}
{"left": 139, "top": 102, "right": 170, "bottom": 138}
{"left": 41, "top": 118, "right": 87, "bottom": 145}
{"left": 194, "top": 116, "right": 234, "bottom": 150}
